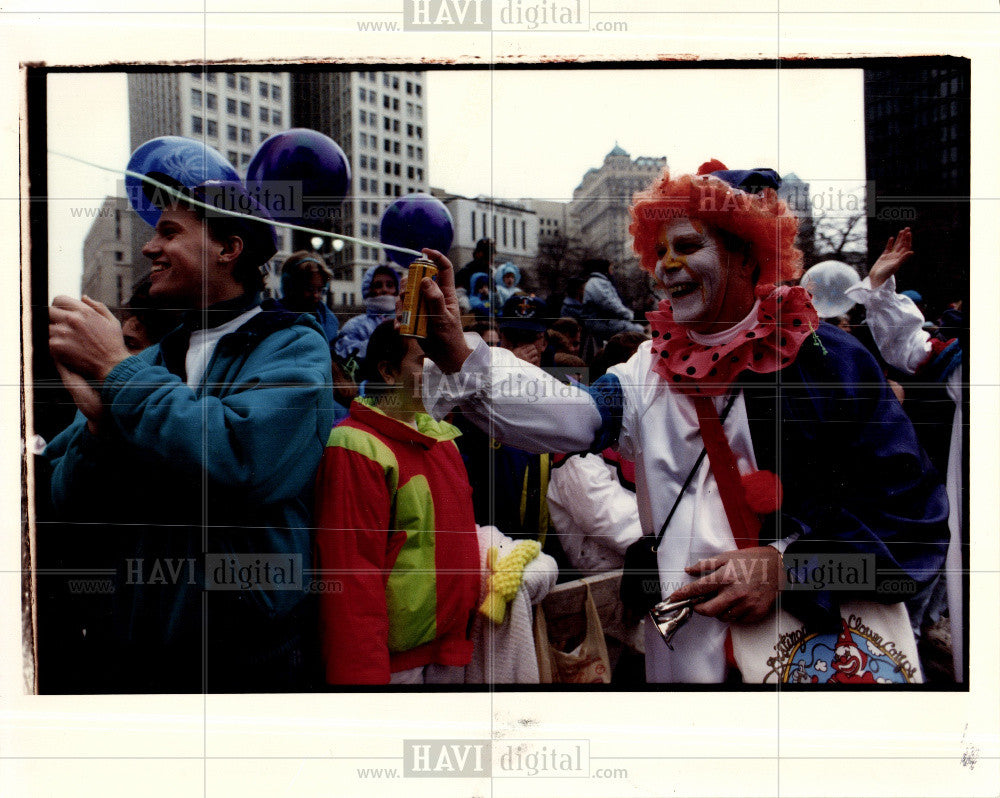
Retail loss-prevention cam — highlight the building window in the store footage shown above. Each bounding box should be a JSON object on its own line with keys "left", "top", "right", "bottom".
{"left": 392, "top": 120, "right": 399, "bottom": 132}
{"left": 207, "top": 119, "right": 218, "bottom": 137}
{"left": 115, "top": 250, "right": 123, "bottom": 262}
{"left": 371, "top": 202, "right": 378, "bottom": 215}
{"left": 191, "top": 115, "right": 203, "bottom": 134}
{"left": 522, "top": 220, "right": 526, "bottom": 246}
{"left": 383, "top": 73, "right": 391, "bottom": 87}
{"left": 259, "top": 130, "right": 268, "bottom": 142}
{"left": 417, "top": 168, "right": 423, "bottom": 182}
{"left": 240, "top": 101, "right": 250, "bottom": 118}
{"left": 406, "top": 81, "right": 413, "bottom": 94}
{"left": 407, "top": 165, "right": 414, "bottom": 179}
{"left": 384, "top": 161, "right": 392, "bottom": 174}
{"left": 240, "top": 75, "right": 250, "bottom": 93}
{"left": 227, "top": 149, "right": 238, "bottom": 163}
{"left": 359, "top": 155, "right": 367, "bottom": 169}
{"left": 227, "top": 125, "right": 237, "bottom": 141}
{"left": 359, "top": 110, "right": 366, "bottom": 124}
{"left": 369, "top": 89, "right": 377, "bottom": 102}
{"left": 383, "top": 96, "right": 390, "bottom": 109}
{"left": 272, "top": 85, "right": 281, "bottom": 102}
{"left": 360, "top": 132, "right": 368, "bottom": 147}
{"left": 416, "top": 105, "right": 423, "bottom": 120}
{"left": 359, "top": 87, "right": 366, "bottom": 101}
{"left": 384, "top": 139, "right": 391, "bottom": 153}
{"left": 406, "top": 123, "right": 414, "bottom": 137}
{"left": 394, "top": 162, "right": 401, "bottom": 176}
{"left": 392, "top": 98, "right": 399, "bottom": 111}
{"left": 206, "top": 73, "right": 216, "bottom": 84}
{"left": 241, "top": 153, "right": 251, "bottom": 166}
{"left": 470, "top": 211, "right": 476, "bottom": 239}
{"left": 393, "top": 141, "right": 400, "bottom": 154}
{"left": 416, "top": 146, "right": 423, "bottom": 159}
{"left": 360, "top": 177, "right": 368, "bottom": 191}
{"left": 360, "top": 200, "right": 368, "bottom": 214}
{"left": 259, "top": 106, "right": 268, "bottom": 123}
{"left": 226, "top": 98, "right": 237, "bottom": 114}
{"left": 226, "top": 73, "right": 236, "bottom": 89}
{"left": 206, "top": 93, "right": 217, "bottom": 110}
{"left": 415, "top": 84, "right": 422, "bottom": 97}
{"left": 502, "top": 217, "right": 508, "bottom": 247}
{"left": 392, "top": 76, "right": 399, "bottom": 90}
{"left": 384, "top": 117, "right": 391, "bottom": 131}
{"left": 241, "top": 127, "right": 251, "bottom": 144}
{"left": 370, "top": 157, "right": 377, "bottom": 170}
{"left": 191, "top": 88, "right": 203, "bottom": 105}
{"left": 272, "top": 110, "right": 281, "bottom": 125}
{"left": 384, "top": 181, "right": 392, "bottom": 195}
{"left": 259, "top": 81, "right": 268, "bottom": 98}
{"left": 416, "top": 126, "right": 423, "bottom": 140}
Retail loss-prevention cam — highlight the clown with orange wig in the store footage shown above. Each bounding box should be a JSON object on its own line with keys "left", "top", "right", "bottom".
{"left": 417, "top": 160, "right": 948, "bottom": 684}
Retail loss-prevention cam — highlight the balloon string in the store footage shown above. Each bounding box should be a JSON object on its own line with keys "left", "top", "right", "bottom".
{"left": 47, "top": 149, "right": 425, "bottom": 259}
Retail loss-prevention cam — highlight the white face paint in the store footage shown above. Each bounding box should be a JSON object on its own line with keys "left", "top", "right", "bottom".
{"left": 654, "top": 217, "right": 755, "bottom": 333}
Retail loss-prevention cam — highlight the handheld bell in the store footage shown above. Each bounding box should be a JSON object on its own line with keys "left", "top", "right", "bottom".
{"left": 648, "top": 597, "right": 702, "bottom": 650}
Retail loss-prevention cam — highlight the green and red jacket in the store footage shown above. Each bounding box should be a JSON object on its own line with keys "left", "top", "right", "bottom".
{"left": 315, "top": 399, "right": 480, "bottom": 684}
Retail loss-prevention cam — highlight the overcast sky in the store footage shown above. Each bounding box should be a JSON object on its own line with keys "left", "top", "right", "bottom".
{"left": 45, "top": 66, "right": 863, "bottom": 300}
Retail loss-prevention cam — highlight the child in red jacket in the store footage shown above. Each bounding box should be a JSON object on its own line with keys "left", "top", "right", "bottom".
{"left": 314, "top": 321, "right": 481, "bottom": 684}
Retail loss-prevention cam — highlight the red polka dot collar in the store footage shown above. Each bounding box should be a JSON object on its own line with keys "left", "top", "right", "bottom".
{"left": 647, "top": 284, "right": 820, "bottom": 396}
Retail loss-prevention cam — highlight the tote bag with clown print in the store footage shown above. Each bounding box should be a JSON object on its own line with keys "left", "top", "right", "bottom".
{"left": 730, "top": 601, "right": 923, "bottom": 684}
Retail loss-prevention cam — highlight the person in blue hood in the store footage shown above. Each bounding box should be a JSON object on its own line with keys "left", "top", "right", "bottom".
{"left": 493, "top": 261, "right": 523, "bottom": 307}
{"left": 468, "top": 271, "right": 493, "bottom": 318}
{"left": 334, "top": 264, "right": 401, "bottom": 361}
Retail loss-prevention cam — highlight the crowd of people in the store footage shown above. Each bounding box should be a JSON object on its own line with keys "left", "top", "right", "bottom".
{"left": 38, "top": 160, "right": 964, "bottom": 691}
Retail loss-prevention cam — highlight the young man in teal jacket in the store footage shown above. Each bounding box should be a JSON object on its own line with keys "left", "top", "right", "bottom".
{"left": 46, "top": 182, "right": 334, "bottom": 692}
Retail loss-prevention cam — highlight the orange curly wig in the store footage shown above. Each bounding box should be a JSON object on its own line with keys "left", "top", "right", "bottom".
{"left": 629, "top": 159, "right": 803, "bottom": 286}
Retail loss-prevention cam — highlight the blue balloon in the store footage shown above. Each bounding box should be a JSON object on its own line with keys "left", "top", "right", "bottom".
{"left": 379, "top": 193, "right": 454, "bottom": 267}
{"left": 125, "top": 136, "right": 240, "bottom": 228}
{"left": 246, "top": 129, "right": 351, "bottom": 220}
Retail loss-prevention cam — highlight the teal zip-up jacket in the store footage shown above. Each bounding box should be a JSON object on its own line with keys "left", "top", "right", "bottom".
{"left": 45, "top": 301, "right": 334, "bottom": 672}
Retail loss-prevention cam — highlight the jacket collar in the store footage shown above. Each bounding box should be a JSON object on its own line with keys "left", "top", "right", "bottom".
{"left": 348, "top": 399, "right": 461, "bottom": 449}
{"left": 181, "top": 293, "right": 260, "bottom": 332}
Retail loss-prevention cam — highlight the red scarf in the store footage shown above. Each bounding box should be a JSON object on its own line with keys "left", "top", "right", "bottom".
{"left": 646, "top": 285, "right": 819, "bottom": 396}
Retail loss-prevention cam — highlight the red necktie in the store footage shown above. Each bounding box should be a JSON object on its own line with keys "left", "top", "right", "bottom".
{"left": 691, "top": 395, "right": 760, "bottom": 549}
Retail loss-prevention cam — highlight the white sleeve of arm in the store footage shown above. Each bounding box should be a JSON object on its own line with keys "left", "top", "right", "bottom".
{"left": 547, "top": 454, "right": 642, "bottom": 563}
{"left": 422, "top": 333, "right": 603, "bottom": 454}
{"left": 844, "top": 275, "right": 931, "bottom": 374}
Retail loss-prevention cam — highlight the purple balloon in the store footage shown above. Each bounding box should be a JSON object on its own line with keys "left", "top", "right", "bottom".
{"left": 246, "top": 129, "right": 351, "bottom": 220}
{"left": 125, "top": 137, "right": 240, "bottom": 228}
{"left": 379, "top": 193, "right": 454, "bottom": 267}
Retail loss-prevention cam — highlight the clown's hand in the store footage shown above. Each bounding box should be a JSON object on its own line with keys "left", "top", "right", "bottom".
{"left": 417, "top": 249, "right": 473, "bottom": 374}
{"left": 868, "top": 227, "right": 914, "bottom": 290}
{"left": 478, "top": 540, "right": 541, "bottom": 624}
{"left": 668, "top": 546, "right": 784, "bottom": 625}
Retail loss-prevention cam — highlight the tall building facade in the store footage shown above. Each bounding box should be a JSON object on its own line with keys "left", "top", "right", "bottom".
{"left": 864, "top": 61, "right": 970, "bottom": 311}
{"left": 81, "top": 196, "right": 134, "bottom": 312}
{"left": 570, "top": 144, "right": 666, "bottom": 265}
{"left": 291, "top": 70, "right": 429, "bottom": 306}
{"left": 126, "top": 70, "right": 292, "bottom": 291}
{"left": 570, "top": 145, "right": 666, "bottom": 312}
